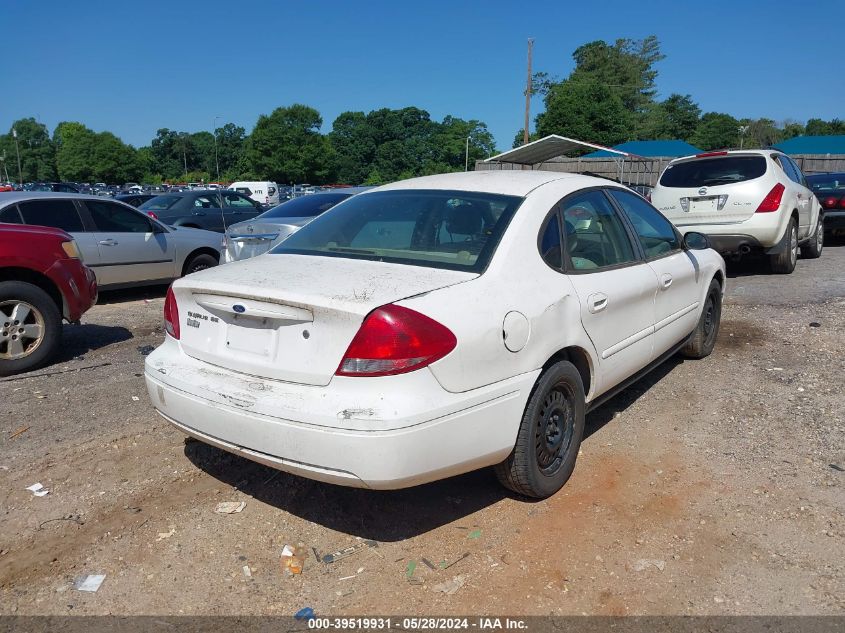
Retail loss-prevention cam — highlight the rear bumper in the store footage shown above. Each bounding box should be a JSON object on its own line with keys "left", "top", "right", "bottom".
{"left": 46, "top": 258, "right": 97, "bottom": 321}
{"left": 144, "top": 338, "right": 535, "bottom": 489}
{"left": 823, "top": 211, "right": 845, "bottom": 231}
{"left": 675, "top": 213, "right": 788, "bottom": 253}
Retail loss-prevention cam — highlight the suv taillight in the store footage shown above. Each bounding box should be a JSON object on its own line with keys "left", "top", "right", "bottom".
{"left": 756, "top": 183, "right": 785, "bottom": 213}
{"left": 164, "top": 286, "right": 180, "bottom": 339}
{"left": 336, "top": 305, "right": 456, "bottom": 377}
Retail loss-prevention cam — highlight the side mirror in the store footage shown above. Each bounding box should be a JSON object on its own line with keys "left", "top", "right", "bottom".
{"left": 683, "top": 231, "right": 710, "bottom": 251}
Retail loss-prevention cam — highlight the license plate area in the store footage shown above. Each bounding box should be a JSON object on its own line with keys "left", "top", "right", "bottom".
{"left": 225, "top": 315, "right": 276, "bottom": 357}
{"left": 690, "top": 196, "right": 718, "bottom": 212}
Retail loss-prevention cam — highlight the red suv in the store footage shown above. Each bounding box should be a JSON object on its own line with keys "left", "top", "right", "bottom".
{"left": 0, "top": 224, "right": 98, "bottom": 375}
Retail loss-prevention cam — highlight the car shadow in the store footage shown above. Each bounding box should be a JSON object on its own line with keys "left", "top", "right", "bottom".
{"left": 56, "top": 323, "right": 133, "bottom": 361}
{"left": 725, "top": 256, "right": 771, "bottom": 278}
{"left": 96, "top": 284, "right": 170, "bottom": 305}
{"left": 182, "top": 357, "right": 685, "bottom": 541}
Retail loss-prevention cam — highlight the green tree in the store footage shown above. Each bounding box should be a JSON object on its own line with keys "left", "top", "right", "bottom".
{"left": 780, "top": 120, "right": 805, "bottom": 140}
{"left": 535, "top": 79, "right": 632, "bottom": 149}
{"left": 433, "top": 116, "right": 497, "bottom": 171}
{"left": 641, "top": 94, "right": 701, "bottom": 141}
{"left": 213, "top": 123, "right": 246, "bottom": 179}
{"left": 805, "top": 118, "right": 845, "bottom": 136}
{"left": 738, "top": 118, "right": 781, "bottom": 149}
{"left": 54, "top": 121, "right": 97, "bottom": 181}
{"left": 0, "top": 118, "right": 57, "bottom": 181}
{"left": 91, "top": 132, "right": 141, "bottom": 183}
{"left": 245, "top": 104, "right": 334, "bottom": 184}
{"left": 691, "top": 112, "right": 740, "bottom": 150}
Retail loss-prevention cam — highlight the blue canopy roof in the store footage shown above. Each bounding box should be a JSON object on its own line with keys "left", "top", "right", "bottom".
{"left": 772, "top": 135, "right": 845, "bottom": 155}
{"left": 582, "top": 140, "right": 703, "bottom": 158}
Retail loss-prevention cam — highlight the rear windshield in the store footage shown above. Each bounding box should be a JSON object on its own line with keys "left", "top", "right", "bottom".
{"left": 139, "top": 195, "right": 182, "bottom": 211}
{"left": 806, "top": 173, "right": 845, "bottom": 192}
{"left": 260, "top": 193, "right": 351, "bottom": 219}
{"left": 271, "top": 189, "right": 524, "bottom": 273}
{"left": 659, "top": 156, "right": 767, "bottom": 188}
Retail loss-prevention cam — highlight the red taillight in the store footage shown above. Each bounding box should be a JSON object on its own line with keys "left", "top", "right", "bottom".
{"left": 164, "top": 286, "right": 180, "bottom": 339}
{"left": 840, "top": 197, "right": 845, "bottom": 209}
{"left": 821, "top": 196, "right": 837, "bottom": 209}
{"left": 756, "top": 183, "right": 785, "bottom": 213}
{"left": 146, "top": 211, "right": 158, "bottom": 220}
{"left": 696, "top": 151, "right": 729, "bottom": 158}
{"left": 336, "top": 305, "right": 456, "bottom": 377}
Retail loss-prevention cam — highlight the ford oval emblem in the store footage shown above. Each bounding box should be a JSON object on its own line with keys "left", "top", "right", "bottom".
{"left": 232, "top": 304, "right": 246, "bottom": 314}
{"left": 698, "top": 187, "right": 707, "bottom": 196}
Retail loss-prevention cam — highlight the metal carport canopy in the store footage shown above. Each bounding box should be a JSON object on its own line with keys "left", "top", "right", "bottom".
{"left": 485, "top": 134, "right": 635, "bottom": 165}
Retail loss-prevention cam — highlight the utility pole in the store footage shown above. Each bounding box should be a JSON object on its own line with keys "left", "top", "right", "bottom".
{"left": 12, "top": 128, "right": 22, "bottom": 185}
{"left": 181, "top": 134, "right": 188, "bottom": 181}
{"left": 213, "top": 116, "right": 221, "bottom": 182}
{"left": 465, "top": 135, "right": 470, "bottom": 171}
{"left": 523, "top": 38, "right": 534, "bottom": 146}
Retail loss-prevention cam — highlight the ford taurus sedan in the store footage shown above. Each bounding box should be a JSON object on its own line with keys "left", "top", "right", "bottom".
{"left": 0, "top": 193, "right": 223, "bottom": 289}
{"left": 145, "top": 171, "right": 725, "bottom": 498}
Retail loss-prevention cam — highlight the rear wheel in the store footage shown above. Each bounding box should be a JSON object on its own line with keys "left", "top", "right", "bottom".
{"left": 800, "top": 217, "right": 824, "bottom": 259}
{"left": 494, "top": 361, "right": 585, "bottom": 498}
{"left": 680, "top": 279, "right": 722, "bottom": 359}
{"left": 0, "top": 281, "right": 62, "bottom": 376}
{"left": 770, "top": 218, "right": 798, "bottom": 274}
{"left": 183, "top": 253, "right": 218, "bottom": 276}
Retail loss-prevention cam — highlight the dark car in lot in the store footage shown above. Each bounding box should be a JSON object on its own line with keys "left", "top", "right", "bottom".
{"left": 116, "top": 193, "right": 159, "bottom": 208}
{"left": 139, "top": 189, "right": 264, "bottom": 232}
{"left": 29, "top": 182, "right": 81, "bottom": 193}
{"left": 0, "top": 223, "right": 97, "bottom": 375}
{"left": 807, "top": 172, "right": 845, "bottom": 237}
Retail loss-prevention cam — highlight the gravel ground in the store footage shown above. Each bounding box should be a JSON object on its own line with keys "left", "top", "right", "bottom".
{"left": 1, "top": 244, "right": 843, "bottom": 616}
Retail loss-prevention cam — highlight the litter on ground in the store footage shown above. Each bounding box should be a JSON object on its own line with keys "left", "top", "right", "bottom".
{"left": 214, "top": 501, "right": 246, "bottom": 514}
{"left": 433, "top": 575, "right": 466, "bottom": 595}
{"left": 26, "top": 483, "right": 49, "bottom": 497}
{"left": 632, "top": 559, "right": 666, "bottom": 572}
{"left": 321, "top": 539, "right": 378, "bottom": 564}
{"left": 74, "top": 574, "right": 106, "bottom": 593}
{"left": 156, "top": 529, "right": 175, "bottom": 541}
{"left": 281, "top": 543, "right": 306, "bottom": 575}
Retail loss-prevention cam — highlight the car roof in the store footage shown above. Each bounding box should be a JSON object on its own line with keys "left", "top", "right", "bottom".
{"left": 0, "top": 191, "right": 136, "bottom": 206}
{"left": 371, "top": 170, "right": 604, "bottom": 197}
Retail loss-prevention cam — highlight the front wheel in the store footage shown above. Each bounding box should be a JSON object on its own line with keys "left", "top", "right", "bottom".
{"left": 494, "top": 361, "right": 585, "bottom": 498}
{"left": 770, "top": 218, "right": 798, "bottom": 274}
{"left": 680, "top": 278, "right": 722, "bottom": 359}
{"left": 0, "top": 281, "right": 62, "bottom": 376}
{"left": 800, "top": 217, "right": 823, "bottom": 259}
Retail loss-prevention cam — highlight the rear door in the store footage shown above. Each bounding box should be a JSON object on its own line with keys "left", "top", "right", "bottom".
{"left": 82, "top": 199, "right": 176, "bottom": 286}
{"left": 608, "top": 189, "right": 701, "bottom": 356}
{"left": 780, "top": 155, "right": 812, "bottom": 236}
{"left": 15, "top": 198, "right": 102, "bottom": 266}
{"left": 558, "top": 190, "right": 658, "bottom": 394}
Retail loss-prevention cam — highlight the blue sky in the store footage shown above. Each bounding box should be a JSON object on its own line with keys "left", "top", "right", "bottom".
{"left": 3, "top": 0, "right": 843, "bottom": 151}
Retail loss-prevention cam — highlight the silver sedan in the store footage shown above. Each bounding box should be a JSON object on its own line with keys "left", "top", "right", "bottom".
{"left": 222, "top": 187, "right": 371, "bottom": 262}
{"left": 0, "top": 193, "right": 223, "bottom": 289}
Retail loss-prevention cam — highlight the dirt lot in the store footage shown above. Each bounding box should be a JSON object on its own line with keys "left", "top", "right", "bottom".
{"left": 1, "top": 244, "right": 843, "bottom": 616}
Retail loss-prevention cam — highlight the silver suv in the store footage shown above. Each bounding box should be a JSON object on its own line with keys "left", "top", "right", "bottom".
{"left": 650, "top": 150, "right": 824, "bottom": 273}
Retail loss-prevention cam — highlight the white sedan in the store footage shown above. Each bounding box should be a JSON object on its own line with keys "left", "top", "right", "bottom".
{"left": 144, "top": 172, "right": 725, "bottom": 498}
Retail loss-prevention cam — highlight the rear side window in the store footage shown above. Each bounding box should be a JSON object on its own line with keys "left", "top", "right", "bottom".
{"left": 560, "top": 191, "right": 637, "bottom": 271}
{"left": 0, "top": 205, "right": 22, "bottom": 224}
{"left": 140, "top": 195, "right": 182, "bottom": 211}
{"left": 608, "top": 189, "right": 680, "bottom": 259}
{"left": 273, "top": 190, "right": 523, "bottom": 273}
{"left": 223, "top": 193, "right": 256, "bottom": 208}
{"left": 806, "top": 173, "right": 845, "bottom": 192}
{"left": 86, "top": 200, "right": 153, "bottom": 233}
{"left": 539, "top": 214, "right": 562, "bottom": 269}
{"left": 659, "top": 156, "right": 767, "bottom": 188}
{"left": 18, "top": 199, "right": 84, "bottom": 232}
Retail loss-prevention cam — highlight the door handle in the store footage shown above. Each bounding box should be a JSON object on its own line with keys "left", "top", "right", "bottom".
{"left": 192, "top": 211, "right": 206, "bottom": 216}
{"left": 98, "top": 239, "right": 118, "bottom": 246}
{"left": 660, "top": 273, "right": 673, "bottom": 289}
{"left": 587, "top": 293, "right": 608, "bottom": 313}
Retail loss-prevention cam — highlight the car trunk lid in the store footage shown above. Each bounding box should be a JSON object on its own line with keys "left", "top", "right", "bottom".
{"left": 224, "top": 219, "right": 308, "bottom": 261}
{"left": 173, "top": 254, "right": 475, "bottom": 385}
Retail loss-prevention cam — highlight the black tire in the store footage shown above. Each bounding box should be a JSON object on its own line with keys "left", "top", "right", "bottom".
{"left": 680, "top": 278, "right": 722, "bottom": 360}
{"left": 800, "top": 217, "right": 824, "bottom": 259}
{"left": 494, "top": 360, "right": 585, "bottom": 498}
{"left": 0, "top": 281, "right": 62, "bottom": 377}
{"left": 770, "top": 218, "right": 798, "bottom": 274}
{"left": 183, "top": 253, "right": 218, "bottom": 276}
